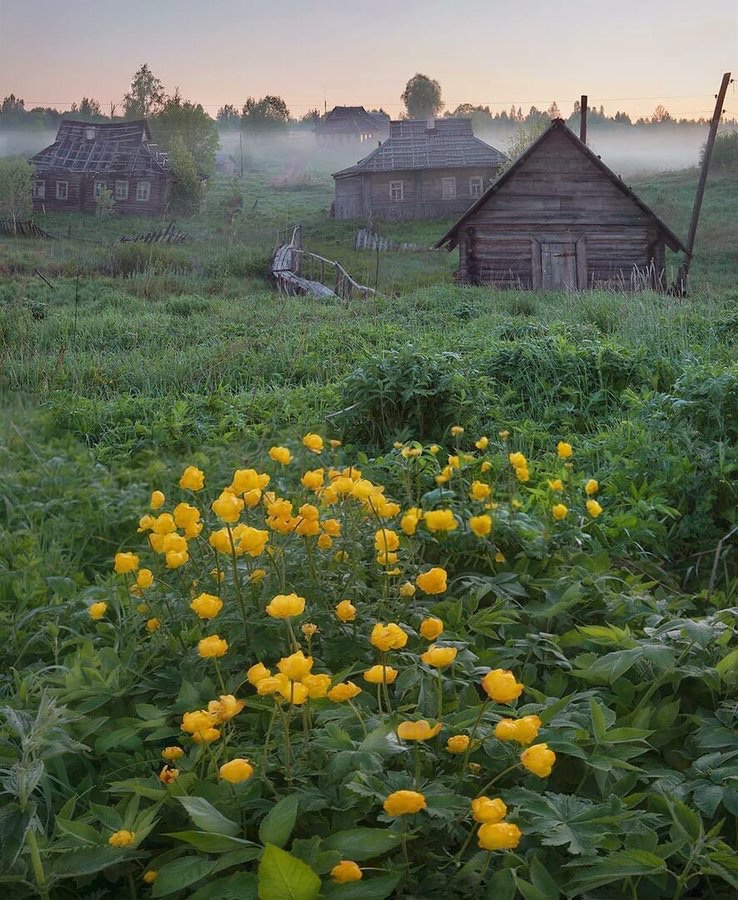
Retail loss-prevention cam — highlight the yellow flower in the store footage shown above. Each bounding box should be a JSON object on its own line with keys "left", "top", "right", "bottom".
{"left": 475, "top": 436, "right": 489, "bottom": 450}
{"left": 165, "top": 549, "right": 189, "bottom": 569}
{"left": 322, "top": 518, "right": 341, "bottom": 536}
{"left": 219, "top": 758, "right": 254, "bottom": 784}
{"left": 277, "top": 650, "right": 313, "bottom": 681}
{"left": 159, "top": 765, "right": 179, "bottom": 784}
{"left": 383, "top": 790, "right": 426, "bottom": 816}
{"left": 181, "top": 709, "right": 220, "bottom": 743}
{"left": 302, "top": 433, "right": 324, "bottom": 453}
{"left": 198, "top": 635, "right": 228, "bottom": 658}
{"left": 331, "top": 860, "right": 362, "bottom": 884}
{"left": 301, "top": 468, "right": 325, "bottom": 491}
{"left": 302, "top": 673, "right": 331, "bottom": 699}
{"left": 400, "top": 445, "right": 422, "bottom": 458}
{"left": 548, "top": 479, "right": 564, "bottom": 491}
{"left": 317, "top": 533, "right": 333, "bottom": 550}
{"left": 429, "top": 444, "right": 440, "bottom": 455}
{"left": 586, "top": 499, "right": 603, "bottom": 517}
{"left": 416, "top": 567, "right": 447, "bottom": 595}
{"left": 328, "top": 681, "right": 362, "bottom": 702}
{"left": 515, "top": 466, "right": 530, "bottom": 483}
{"left": 370, "top": 622, "right": 408, "bottom": 652}
{"left": 247, "top": 662, "right": 271, "bottom": 686}
{"left": 88, "top": 602, "right": 107, "bottom": 620}
{"left": 470, "top": 481, "right": 491, "bottom": 501}
{"left": 557, "top": 441, "right": 573, "bottom": 459}
{"left": 363, "top": 665, "right": 398, "bottom": 684}
{"left": 179, "top": 465, "right": 205, "bottom": 491}
{"left": 400, "top": 508, "right": 422, "bottom": 536}
{"left": 211, "top": 490, "right": 244, "bottom": 523}
{"left": 481, "top": 669, "right": 524, "bottom": 703}
{"left": 250, "top": 568, "right": 266, "bottom": 583}
{"left": 114, "top": 551, "right": 139, "bottom": 574}
{"left": 397, "top": 720, "right": 442, "bottom": 741}
{"left": 508, "top": 451, "right": 527, "bottom": 469}
{"left": 419, "top": 617, "right": 443, "bottom": 641}
{"left": 146, "top": 617, "right": 161, "bottom": 633}
{"left": 469, "top": 514, "right": 492, "bottom": 537}
{"left": 230, "top": 468, "right": 270, "bottom": 495}
{"left": 301, "top": 622, "right": 318, "bottom": 637}
{"left": 329, "top": 438, "right": 342, "bottom": 449}
{"left": 424, "top": 509, "right": 457, "bottom": 533}
{"left": 237, "top": 527, "right": 270, "bottom": 557}
{"left": 336, "top": 599, "right": 357, "bottom": 622}
{"left": 208, "top": 695, "right": 246, "bottom": 724}
{"left": 480, "top": 460, "right": 493, "bottom": 473}
{"left": 269, "top": 446, "right": 293, "bottom": 465}
{"left": 585, "top": 478, "right": 599, "bottom": 495}
{"left": 190, "top": 593, "right": 223, "bottom": 620}
{"left": 494, "top": 715, "right": 542, "bottom": 745}
{"left": 499, "top": 430, "right": 510, "bottom": 440}
{"left": 520, "top": 742, "right": 556, "bottom": 777}
{"left": 150, "top": 490, "right": 165, "bottom": 509}
{"left": 374, "top": 528, "right": 400, "bottom": 552}
{"left": 435, "top": 465, "right": 453, "bottom": 484}
{"left": 398, "top": 581, "right": 416, "bottom": 599}
{"left": 256, "top": 674, "right": 290, "bottom": 697}
{"left": 446, "top": 735, "right": 470, "bottom": 754}
{"left": 494, "top": 550, "right": 506, "bottom": 563}
{"left": 552, "top": 503, "right": 568, "bottom": 521}
{"left": 279, "top": 680, "right": 309, "bottom": 705}
{"left": 108, "top": 830, "right": 135, "bottom": 848}
{"left": 478, "top": 822, "right": 522, "bottom": 851}
{"left": 151, "top": 513, "right": 176, "bottom": 535}
{"left": 161, "top": 746, "right": 184, "bottom": 761}
{"left": 143, "top": 870, "right": 158, "bottom": 884}
{"left": 450, "top": 425, "right": 465, "bottom": 437}
{"left": 136, "top": 568, "right": 154, "bottom": 590}
{"left": 471, "top": 796, "right": 507, "bottom": 824}
{"left": 421, "top": 645, "right": 458, "bottom": 668}
{"left": 266, "top": 593, "right": 306, "bottom": 618}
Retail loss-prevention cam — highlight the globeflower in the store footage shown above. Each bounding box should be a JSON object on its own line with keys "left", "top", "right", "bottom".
{"left": 146, "top": 618, "right": 161, "bottom": 633}
{"left": 277, "top": 650, "right": 313, "bottom": 681}
{"left": 552, "top": 503, "right": 568, "bottom": 521}
{"left": 421, "top": 645, "right": 458, "bottom": 668}
{"left": 302, "top": 673, "right": 331, "bottom": 699}
{"left": 419, "top": 617, "right": 443, "bottom": 640}
{"left": 143, "top": 871, "right": 157, "bottom": 884}
{"left": 279, "top": 680, "right": 309, "bottom": 705}
{"left": 108, "top": 830, "right": 135, "bottom": 848}
{"left": 335, "top": 599, "right": 357, "bottom": 622}
{"left": 266, "top": 593, "right": 306, "bottom": 618}
{"left": 198, "top": 635, "right": 228, "bottom": 658}
{"left": 469, "top": 514, "right": 492, "bottom": 537}
{"left": 88, "top": 602, "right": 107, "bottom": 620}
{"left": 236, "top": 527, "right": 270, "bottom": 557}
{"left": 179, "top": 466, "right": 205, "bottom": 491}
{"left": 219, "top": 758, "right": 254, "bottom": 784}
{"left": 520, "top": 742, "right": 556, "bottom": 777}
{"left": 331, "top": 860, "right": 362, "bottom": 884}
{"left": 190, "top": 593, "right": 223, "bottom": 620}
{"left": 211, "top": 490, "right": 244, "bottom": 523}
{"left": 548, "top": 479, "right": 564, "bottom": 491}
{"left": 397, "top": 720, "right": 442, "bottom": 741}
{"left": 136, "top": 568, "right": 154, "bottom": 590}
{"left": 383, "top": 790, "right": 427, "bottom": 817}
{"left": 269, "top": 446, "right": 293, "bottom": 465}
{"left": 370, "top": 622, "right": 408, "bottom": 652}
{"left": 181, "top": 710, "right": 220, "bottom": 744}
{"left": 150, "top": 490, "right": 165, "bottom": 509}
{"left": 471, "top": 796, "right": 507, "bottom": 824}
{"left": 450, "top": 425, "right": 465, "bottom": 436}
{"left": 301, "top": 468, "right": 324, "bottom": 491}
{"left": 478, "top": 822, "right": 522, "bottom": 851}
{"left": 416, "top": 567, "right": 448, "bottom": 594}
{"left": 159, "top": 765, "right": 179, "bottom": 784}
{"left": 247, "top": 662, "right": 271, "bottom": 686}
{"left": 400, "top": 508, "right": 422, "bottom": 536}
{"left": 161, "top": 746, "right": 184, "bottom": 761}
{"left": 363, "top": 665, "right": 398, "bottom": 684}
{"left": 494, "top": 715, "right": 542, "bottom": 745}
{"left": 302, "top": 433, "right": 324, "bottom": 453}
{"left": 208, "top": 694, "right": 246, "bottom": 723}
{"left": 475, "top": 436, "right": 489, "bottom": 450}
{"left": 470, "top": 481, "right": 491, "bottom": 501}
{"left": 256, "top": 674, "right": 290, "bottom": 697}
{"left": 374, "top": 528, "right": 400, "bottom": 552}
{"left": 586, "top": 499, "right": 603, "bottom": 517}
{"left": 446, "top": 735, "right": 470, "bottom": 754}
{"left": 165, "top": 549, "right": 189, "bottom": 569}
{"left": 424, "top": 509, "right": 458, "bottom": 533}
{"left": 557, "top": 441, "right": 573, "bottom": 459}
{"left": 114, "top": 551, "right": 139, "bottom": 574}
{"left": 481, "top": 669, "right": 524, "bottom": 703}
{"left": 327, "top": 681, "right": 362, "bottom": 702}
{"left": 398, "top": 581, "right": 416, "bottom": 599}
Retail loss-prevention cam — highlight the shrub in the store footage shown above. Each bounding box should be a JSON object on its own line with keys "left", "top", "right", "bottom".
{"left": 701, "top": 130, "right": 738, "bottom": 173}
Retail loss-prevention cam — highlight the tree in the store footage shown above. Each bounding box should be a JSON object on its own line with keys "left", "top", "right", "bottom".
{"left": 123, "top": 64, "right": 166, "bottom": 120}
{"left": 651, "top": 104, "right": 673, "bottom": 124}
{"left": 701, "top": 130, "right": 738, "bottom": 172}
{"left": 401, "top": 74, "right": 443, "bottom": 120}
{"left": 241, "top": 96, "right": 290, "bottom": 131}
{"left": 0, "top": 94, "right": 26, "bottom": 121}
{"left": 168, "top": 134, "right": 202, "bottom": 217}
{"left": 300, "top": 109, "right": 321, "bottom": 129}
{"left": 216, "top": 104, "right": 240, "bottom": 128}
{"left": 546, "top": 101, "right": 561, "bottom": 120}
{"left": 0, "top": 158, "right": 34, "bottom": 229}
{"left": 77, "top": 98, "right": 103, "bottom": 119}
{"left": 153, "top": 90, "right": 219, "bottom": 176}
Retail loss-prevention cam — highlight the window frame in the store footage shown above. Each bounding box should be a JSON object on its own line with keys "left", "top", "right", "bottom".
{"left": 441, "top": 176, "right": 457, "bottom": 200}
{"left": 136, "top": 181, "right": 151, "bottom": 202}
{"left": 389, "top": 180, "right": 404, "bottom": 202}
{"left": 469, "top": 176, "right": 484, "bottom": 198}
{"left": 33, "top": 180, "right": 46, "bottom": 200}
{"left": 55, "top": 181, "right": 68, "bottom": 200}
{"left": 114, "top": 180, "right": 129, "bottom": 201}
{"left": 93, "top": 181, "right": 106, "bottom": 200}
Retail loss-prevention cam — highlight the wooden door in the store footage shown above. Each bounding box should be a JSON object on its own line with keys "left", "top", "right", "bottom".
{"left": 533, "top": 236, "right": 587, "bottom": 290}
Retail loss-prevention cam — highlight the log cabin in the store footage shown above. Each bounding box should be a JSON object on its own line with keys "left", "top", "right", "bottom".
{"left": 317, "top": 106, "right": 390, "bottom": 147}
{"left": 30, "top": 120, "right": 171, "bottom": 216}
{"left": 435, "top": 118, "right": 686, "bottom": 290}
{"left": 332, "top": 118, "right": 505, "bottom": 221}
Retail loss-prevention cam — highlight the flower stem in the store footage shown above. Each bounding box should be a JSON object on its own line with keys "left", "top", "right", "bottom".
{"left": 26, "top": 830, "right": 49, "bottom": 900}
{"left": 475, "top": 763, "right": 521, "bottom": 798}
{"left": 456, "top": 698, "right": 489, "bottom": 787}
{"left": 349, "top": 700, "right": 368, "bottom": 737}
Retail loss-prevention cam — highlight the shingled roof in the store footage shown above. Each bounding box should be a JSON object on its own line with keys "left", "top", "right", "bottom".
{"left": 31, "top": 120, "right": 170, "bottom": 176}
{"left": 333, "top": 118, "right": 505, "bottom": 177}
{"left": 319, "top": 106, "right": 389, "bottom": 134}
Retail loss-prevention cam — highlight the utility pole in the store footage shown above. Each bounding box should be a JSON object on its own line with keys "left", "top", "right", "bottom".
{"left": 675, "top": 72, "right": 732, "bottom": 295}
{"left": 239, "top": 130, "right": 244, "bottom": 179}
{"left": 579, "top": 95, "right": 588, "bottom": 144}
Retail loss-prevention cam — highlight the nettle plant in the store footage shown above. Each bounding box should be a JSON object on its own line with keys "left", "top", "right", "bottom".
{"left": 5, "top": 431, "right": 737, "bottom": 899}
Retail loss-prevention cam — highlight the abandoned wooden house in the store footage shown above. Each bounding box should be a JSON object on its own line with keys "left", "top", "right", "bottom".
{"left": 316, "top": 106, "right": 390, "bottom": 147}
{"left": 331, "top": 118, "right": 505, "bottom": 221}
{"left": 435, "top": 118, "right": 686, "bottom": 290}
{"left": 30, "top": 120, "right": 171, "bottom": 216}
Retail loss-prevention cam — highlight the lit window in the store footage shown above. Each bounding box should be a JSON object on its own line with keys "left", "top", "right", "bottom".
{"left": 115, "top": 181, "right": 129, "bottom": 200}
{"left": 33, "top": 181, "right": 46, "bottom": 200}
{"left": 56, "top": 181, "right": 68, "bottom": 200}
{"left": 442, "top": 177, "right": 456, "bottom": 200}
{"left": 94, "top": 181, "right": 106, "bottom": 200}
{"left": 389, "top": 180, "right": 404, "bottom": 201}
{"left": 469, "top": 177, "right": 484, "bottom": 198}
{"left": 136, "top": 181, "right": 151, "bottom": 202}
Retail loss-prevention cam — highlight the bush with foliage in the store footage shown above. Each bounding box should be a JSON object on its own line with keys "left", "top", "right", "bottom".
{"left": 0, "top": 157, "right": 34, "bottom": 227}
{"left": 168, "top": 135, "right": 203, "bottom": 218}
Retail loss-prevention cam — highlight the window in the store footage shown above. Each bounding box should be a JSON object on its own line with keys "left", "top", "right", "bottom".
{"left": 136, "top": 181, "right": 151, "bottom": 202}
{"left": 94, "top": 181, "right": 106, "bottom": 200}
{"left": 469, "top": 176, "right": 484, "bottom": 198}
{"left": 442, "top": 177, "right": 457, "bottom": 200}
{"left": 33, "top": 181, "right": 46, "bottom": 200}
{"left": 389, "top": 180, "right": 404, "bottom": 201}
{"left": 115, "top": 180, "right": 129, "bottom": 200}
{"left": 56, "top": 181, "right": 68, "bottom": 200}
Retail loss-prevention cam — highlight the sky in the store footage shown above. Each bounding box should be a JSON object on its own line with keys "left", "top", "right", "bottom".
{"left": 0, "top": 0, "right": 736, "bottom": 120}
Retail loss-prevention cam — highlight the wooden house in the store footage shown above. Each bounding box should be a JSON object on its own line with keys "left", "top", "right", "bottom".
{"left": 331, "top": 118, "right": 505, "bottom": 221}
{"left": 30, "top": 120, "right": 171, "bottom": 216}
{"left": 435, "top": 118, "right": 686, "bottom": 290}
{"left": 316, "top": 106, "right": 390, "bottom": 147}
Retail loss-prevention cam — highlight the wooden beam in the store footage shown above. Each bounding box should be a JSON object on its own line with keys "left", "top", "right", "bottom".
{"left": 580, "top": 95, "right": 588, "bottom": 144}
{"left": 674, "top": 72, "right": 732, "bottom": 295}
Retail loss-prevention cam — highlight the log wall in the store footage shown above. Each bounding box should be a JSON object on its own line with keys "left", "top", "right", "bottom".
{"left": 32, "top": 174, "right": 170, "bottom": 216}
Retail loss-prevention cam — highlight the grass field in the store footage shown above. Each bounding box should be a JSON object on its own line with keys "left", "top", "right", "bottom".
{"left": 1, "top": 150, "right": 738, "bottom": 899}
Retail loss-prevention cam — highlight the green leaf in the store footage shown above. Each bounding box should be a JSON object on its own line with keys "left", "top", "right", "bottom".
{"left": 51, "top": 846, "right": 129, "bottom": 877}
{"left": 177, "top": 797, "right": 240, "bottom": 837}
{"left": 715, "top": 648, "right": 738, "bottom": 684}
{"left": 603, "top": 727, "right": 653, "bottom": 743}
{"left": 322, "top": 872, "right": 402, "bottom": 899}
{"left": 189, "top": 873, "right": 259, "bottom": 900}
{"left": 669, "top": 799, "right": 703, "bottom": 842}
{"left": 166, "top": 830, "right": 258, "bottom": 853}
{"left": 486, "top": 868, "right": 517, "bottom": 900}
{"left": 257, "top": 844, "right": 320, "bottom": 900}
{"left": 529, "top": 855, "right": 561, "bottom": 899}
{"left": 566, "top": 849, "right": 666, "bottom": 895}
{"left": 323, "top": 827, "right": 404, "bottom": 861}
{"left": 152, "top": 857, "right": 216, "bottom": 897}
{"left": 515, "top": 878, "right": 551, "bottom": 900}
{"left": 258, "top": 795, "right": 299, "bottom": 848}
{"left": 589, "top": 697, "right": 607, "bottom": 743}
{"left": 55, "top": 818, "right": 104, "bottom": 845}
{"left": 46, "top": 576, "right": 77, "bottom": 598}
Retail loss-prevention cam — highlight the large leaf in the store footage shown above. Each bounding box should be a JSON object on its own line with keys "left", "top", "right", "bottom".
{"left": 323, "top": 827, "right": 404, "bottom": 861}
{"left": 259, "top": 795, "right": 299, "bottom": 848}
{"left": 257, "top": 844, "right": 320, "bottom": 900}
{"left": 167, "top": 830, "right": 258, "bottom": 853}
{"left": 177, "top": 797, "right": 240, "bottom": 837}
{"left": 152, "top": 857, "right": 216, "bottom": 897}
{"left": 51, "top": 846, "right": 130, "bottom": 877}
{"left": 566, "top": 849, "right": 666, "bottom": 895}
{"left": 322, "top": 872, "right": 402, "bottom": 899}
{"left": 189, "top": 873, "right": 259, "bottom": 900}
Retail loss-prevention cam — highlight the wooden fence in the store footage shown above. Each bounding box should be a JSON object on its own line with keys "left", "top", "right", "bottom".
{"left": 0, "top": 218, "right": 54, "bottom": 239}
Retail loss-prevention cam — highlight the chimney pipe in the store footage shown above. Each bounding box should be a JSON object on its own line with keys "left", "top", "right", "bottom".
{"left": 580, "top": 95, "right": 588, "bottom": 144}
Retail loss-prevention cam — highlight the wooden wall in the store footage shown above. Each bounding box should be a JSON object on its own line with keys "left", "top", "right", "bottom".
{"left": 33, "top": 174, "right": 169, "bottom": 217}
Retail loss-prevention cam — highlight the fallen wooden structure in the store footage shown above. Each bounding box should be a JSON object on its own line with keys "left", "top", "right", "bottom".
{"left": 271, "top": 225, "right": 377, "bottom": 302}
{"left": 354, "top": 228, "right": 427, "bottom": 252}
{"left": 0, "top": 218, "right": 54, "bottom": 239}
{"left": 120, "top": 222, "right": 189, "bottom": 245}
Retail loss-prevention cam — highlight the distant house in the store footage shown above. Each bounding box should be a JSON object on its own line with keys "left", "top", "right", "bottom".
{"left": 436, "top": 118, "right": 686, "bottom": 290}
{"left": 30, "top": 120, "right": 171, "bottom": 216}
{"left": 331, "top": 118, "right": 505, "bottom": 221}
{"left": 317, "top": 106, "right": 390, "bottom": 147}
